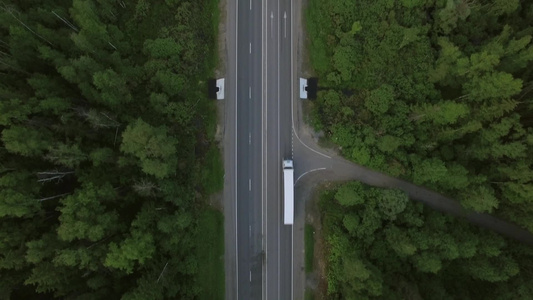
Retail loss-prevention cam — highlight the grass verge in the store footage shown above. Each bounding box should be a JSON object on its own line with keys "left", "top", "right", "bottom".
{"left": 305, "top": 224, "right": 315, "bottom": 273}
{"left": 196, "top": 209, "right": 225, "bottom": 300}
{"left": 305, "top": 289, "right": 315, "bottom": 300}
{"left": 202, "top": 145, "right": 224, "bottom": 194}
{"left": 206, "top": 0, "right": 221, "bottom": 73}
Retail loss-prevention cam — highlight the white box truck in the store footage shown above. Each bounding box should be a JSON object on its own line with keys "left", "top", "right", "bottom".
{"left": 283, "top": 160, "right": 294, "bottom": 225}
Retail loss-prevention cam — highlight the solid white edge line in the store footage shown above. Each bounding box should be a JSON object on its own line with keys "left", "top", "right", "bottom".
{"left": 277, "top": 0, "right": 281, "bottom": 298}
{"left": 235, "top": 0, "right": 239, "bottom": 297}
{"left": 295, "top": 168, "right": 326, "bottom": 185}
{"left": 270, "top": 11, "right": 273, "bottom": 39}
{"left": 263, "top": 0, "right": 268, "bottom": 296}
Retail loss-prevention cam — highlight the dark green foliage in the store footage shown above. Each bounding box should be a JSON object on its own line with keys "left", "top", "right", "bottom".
{"left": 195, "top": 209, "right": 225, "bottom": 300}
{"left": 321, "top": 183, "right": 533, "bottom": 299}
{"left": 307, "top": 0, "right": 533, "bottom": 231}
{"left": 0, "top": 0, "right": 221, "bottom": 298}
{"left": 305, "top": 224, "right": 315, "bottom": 273}
{"left": 120, "top": 118, "right": 178, "bottom": 179}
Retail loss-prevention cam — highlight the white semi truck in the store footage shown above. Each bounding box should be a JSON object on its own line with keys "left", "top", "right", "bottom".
{"left": 283, "top": 160, "right": 294, "bottom": 225}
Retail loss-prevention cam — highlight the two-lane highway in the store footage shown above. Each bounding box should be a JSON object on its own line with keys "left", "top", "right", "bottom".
{"left": 224, "top": 0, "right": 264, "bottom": 298}
{"left": 265, "top": 0, "right": 294, "bottom": 298}
{"left": 235, "top": 0, "right": 263, "bottom": 298}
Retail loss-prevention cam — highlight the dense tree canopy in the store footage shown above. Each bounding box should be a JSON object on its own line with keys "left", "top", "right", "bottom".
{"left": 320, "top": 183, "right": 533, "bottom": 299}
{"left": 0, "top": 0, "right": 220, "bottom": 298}
{"left": 307, "top": 0, "right": 533, "bottom": 231}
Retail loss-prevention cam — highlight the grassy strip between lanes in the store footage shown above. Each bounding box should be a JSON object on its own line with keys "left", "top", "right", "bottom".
{"left": 305, "top": 224, "right": 315, "bottom": 273}
{"left": 196, "top": 209, "right": 225, "bottom": 300}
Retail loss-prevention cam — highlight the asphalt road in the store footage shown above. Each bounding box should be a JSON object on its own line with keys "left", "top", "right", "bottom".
{"left": 223, "top": 0, "right": 264, "bottom": 298}
{"left": 236, "top": 0, "right": 264, "bottom": 298}
{"left": 223, "top": 0, "right": 294, "bottom": 298}
{"left": 264, "top": 0, "right": 294, "bottom": 298}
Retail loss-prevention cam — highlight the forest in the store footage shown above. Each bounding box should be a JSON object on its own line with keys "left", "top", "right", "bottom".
{"left": 0, "top": 0, "right": 222, "bottom": 299}
{"left": 320, "top": 182, "right": 533, "bottom": 299}
{"left": 307, "top": 0, "right": 533, "bottom": 231}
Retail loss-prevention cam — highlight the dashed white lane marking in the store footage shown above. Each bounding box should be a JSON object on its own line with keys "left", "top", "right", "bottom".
{"left": 270, "top": 11, "right": 273, "bottom": 39}
{"left": 284, "top": 11, "right": 287, "bottom": 38}
{"left": 249, "top": 133, "right": 252, "bottom": 145}
{"left": 249, "top": 179, "right": 252, "bottom": 191}
{"left": 249, "top": 42, "right": 252, "bottom": 53}
{"left": 291, "top": 127, "right": 294, "bottom": 158}
{"left": 249, "top": 86, "right": 251, "bottom": 99}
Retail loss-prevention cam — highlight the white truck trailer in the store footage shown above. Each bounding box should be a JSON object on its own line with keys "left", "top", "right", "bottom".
{"left": 283, "top": 160, "right": 294, "bottom": 225}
